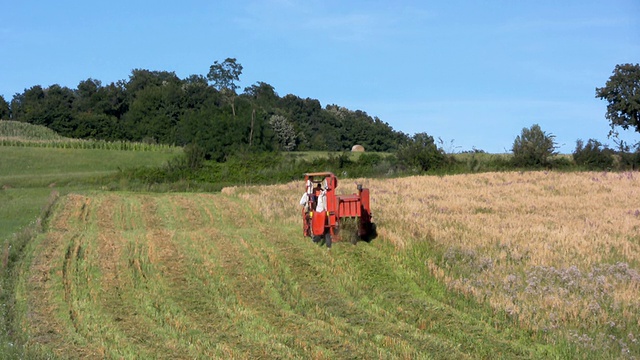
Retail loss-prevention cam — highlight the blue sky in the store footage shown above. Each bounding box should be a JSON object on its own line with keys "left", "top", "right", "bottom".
{"left": 1, "top": 1, "right": 639, "bottom": 153}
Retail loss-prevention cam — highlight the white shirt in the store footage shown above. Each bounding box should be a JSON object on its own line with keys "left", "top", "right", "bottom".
{"left": 316, "top": 190, "right": 326, "bottom": 212}
{"left": 299, "top": 193, "right": 309, "bottom": 206}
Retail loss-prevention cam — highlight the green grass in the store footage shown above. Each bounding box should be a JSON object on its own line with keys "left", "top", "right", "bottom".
{"left": 11, "top": 192, "right": 560, "bottom": 359}
{"left": 0, "top": 143, "right": 181, "bottom": 360}
{"left": 0, "top": 146, "right": 180, "bottom": 240}
{"left": 0, "top": 146, "right": 180, "bottom": 187}
{"left": 0, "top": 188, "right": 54, "bottom": 243}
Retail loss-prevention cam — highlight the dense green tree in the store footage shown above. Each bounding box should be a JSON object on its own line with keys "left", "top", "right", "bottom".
{"left": 42, "top": 85, "right": 76, "bottom": 135}
{"left": 182, "top": 75, "right": 216, "bottom": 110}
{"left": 123, "top": 80, "right": 184, "bottom": 143}
{"left": 596, "top": 63, "right": 640, "bottom": 134}
{"left": 75, "top": 78, "right": 104, "bottom": 112}
{"left": 72, "top": 112, "right": 121, "bottom": 139}
{"left": 102, "top": 81, "right": 129, "bottom": 121}
{"left": 9, "top": 94, "right": 24, "bottom": 120}
{"left": 573, "top": 139, "right": 614, "bottom": 170}
{"left": 512, "top": 124, "right": 557, "bottom": 167}
{"left": 12, "top": 85, "right": 75, "bottom": 134}
{"left": 0, "top": 95, "right": 9, "bottom": 119}
{"left": 126, "top": 69, "right": 181, "bottom": 98}
{"left": 73, "top": 79, "right": 113, "bottom": 138}
{"left": 279, "top": 95, "right": 325, "bottom": 150}
{"left": 327, "top": 105, "right": 408, "bottom": 152}
{"left": 11, "top": 85, "right": 45, "bottom": 122}
{"left": 9, "top": 61, "right": 407, "bottom": 159}
{"left": 178, "top": 109, "right": 242, "bottom": 161}
{"left": 242, "top": 81, "right": 278, "bottom": 114}
{"left": 396, "top": 132, "right": 445, "bottom": 171}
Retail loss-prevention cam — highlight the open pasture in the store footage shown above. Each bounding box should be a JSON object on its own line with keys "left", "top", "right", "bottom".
{"left": 0, "top": 145, "right": 180, "bottom": 243}
{"left": 12, "top": 171, "right": 640, "bottom": 358}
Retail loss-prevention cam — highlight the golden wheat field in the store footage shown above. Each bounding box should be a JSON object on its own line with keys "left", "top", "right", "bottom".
{"left": 229, "top": 171, "right": 640, "bottom": 343}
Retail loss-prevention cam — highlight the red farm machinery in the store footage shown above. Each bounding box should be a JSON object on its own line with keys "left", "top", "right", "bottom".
{"left": 301, "top": 172, "right": 377, "bottom": 248}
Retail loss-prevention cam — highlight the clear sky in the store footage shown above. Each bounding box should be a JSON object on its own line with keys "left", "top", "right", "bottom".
{"left": 1, "top": 1, "right": 639, "bottom": 153}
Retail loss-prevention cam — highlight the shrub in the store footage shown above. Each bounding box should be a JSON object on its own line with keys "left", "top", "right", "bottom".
{"left": 356, "top": 153, "right": 382, "bottom": 167}
{"left": 396, "top": 132, "right": 445, "bottom": 172}
{"left": 183, "top": 143, "right": 206, "bottom": 170}
{"left": 573, "top": 139, "right": 614, "bottom": 170}
{"left": 512, "top": 124, "right": 558, "bottom": 168}
{"left": 616, "top": 143, "right": 640, "bottom": 170}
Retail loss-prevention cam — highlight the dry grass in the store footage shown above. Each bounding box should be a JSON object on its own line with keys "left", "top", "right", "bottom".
{"left": 368, "top": 171, "right": 640, "bottom": 325}
{"left": 228, "top": 171, "right": 640, "bottom": 353}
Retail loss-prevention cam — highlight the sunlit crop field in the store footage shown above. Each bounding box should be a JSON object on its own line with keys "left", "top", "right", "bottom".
{"left": 13, "top": 171, "right": 640, "bottom": 358}
{"left": 231, "top": 171, "right": 640, "bottom": 356}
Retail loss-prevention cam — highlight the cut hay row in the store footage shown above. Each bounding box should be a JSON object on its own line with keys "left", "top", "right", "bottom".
{"left": 18, "top": 191, "right": 540, "bottom": 359}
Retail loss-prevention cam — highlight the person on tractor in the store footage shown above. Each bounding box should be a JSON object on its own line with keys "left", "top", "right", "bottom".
{"left": 314, "top": 183, "right": 326, "bottom": 212}
{"left": 300, "top": 181, "right": 331, "bottom": 249}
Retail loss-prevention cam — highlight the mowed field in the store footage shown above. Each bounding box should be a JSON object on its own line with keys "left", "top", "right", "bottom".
{"left": 12, "top": 171, "right": 640, "bottom": 358}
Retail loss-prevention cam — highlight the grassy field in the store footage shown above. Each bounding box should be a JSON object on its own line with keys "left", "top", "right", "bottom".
{"left": 0, "top": 146, "right": 180, "bottom": 243}
{"left": 14, "top": 191, "right": 542, "bottom": 359}
{"left": 3, "top": 171, "right": 637, "bottom": 358}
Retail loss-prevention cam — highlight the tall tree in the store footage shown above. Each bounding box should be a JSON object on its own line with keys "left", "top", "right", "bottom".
{"left": 207, "top": 58, "right": 243, "bottom": 92}
{"left": 207, "top": 58, "right": 243, "bottom": 117}
{"left": 11, "top": 85, "right": 45, "bottom": 122}
{"left": 41, "top": 85, "right": 76, "bottom": 135}
{"left": 0, "top": 95, "right": 9, "bottom": 119}
{"left": 11, "top": 85, "right": 74, "bottom": 134}
{"left": 596, "top": 63, "right": 640, "bottom": 135}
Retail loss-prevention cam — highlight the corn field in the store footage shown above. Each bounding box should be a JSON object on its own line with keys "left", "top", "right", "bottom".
{"left": 0, "top": 120, "right": 66, "bottom": 140}
{"left": 0, "top": 120, "right": 179, "bottom": 152}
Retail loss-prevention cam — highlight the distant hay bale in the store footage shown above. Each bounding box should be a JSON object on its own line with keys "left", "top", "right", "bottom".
{"left": 351, "top": 145, "right": 365, "bottom": 152}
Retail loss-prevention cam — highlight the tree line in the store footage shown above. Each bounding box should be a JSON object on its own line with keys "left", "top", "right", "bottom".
{"left": 1, "top": 61, "right": 638, "bottom": 172}
{"left": 0, "top": 58, "right": 408, "bottom": 161}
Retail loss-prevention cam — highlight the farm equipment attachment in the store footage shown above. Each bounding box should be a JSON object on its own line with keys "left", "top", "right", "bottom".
{"left": 301, "top": 172, "right": 377, "bottom": 246}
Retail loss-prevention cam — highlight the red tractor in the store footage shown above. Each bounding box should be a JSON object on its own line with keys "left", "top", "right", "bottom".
{"left": 301, "top": 172, "right": 377, "bottom": 247}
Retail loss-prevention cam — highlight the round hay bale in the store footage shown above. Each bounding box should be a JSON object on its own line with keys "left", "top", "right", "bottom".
{"left": 351, "top": 144, "right": 365, "bottom": 152}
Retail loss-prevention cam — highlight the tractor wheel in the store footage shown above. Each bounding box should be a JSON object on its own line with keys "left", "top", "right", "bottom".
{"left": 360, "top": 223, "right": 377, "bottom": 243}
{"left": 325, "top": 232, "right": 332, "bottom": 249}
